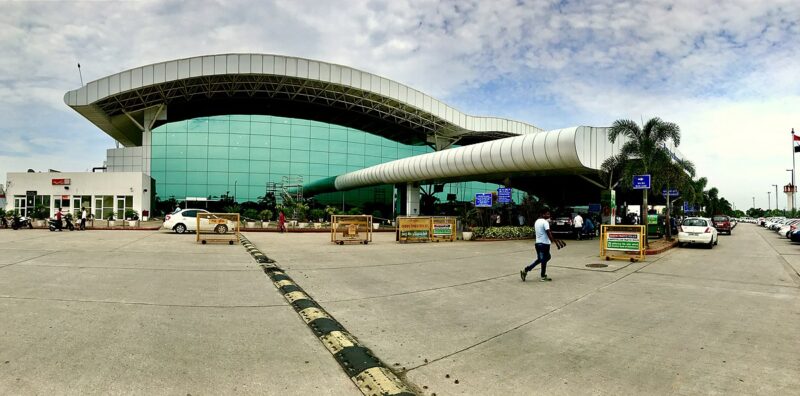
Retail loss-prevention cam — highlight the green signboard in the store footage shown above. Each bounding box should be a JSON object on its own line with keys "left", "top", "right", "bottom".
{"left": 605, "top": 232, "right": 641, "bottom": 251}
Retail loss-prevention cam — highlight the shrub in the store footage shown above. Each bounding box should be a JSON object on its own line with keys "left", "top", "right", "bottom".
{"left": 309, "top": 208, "right": 325, "bottom": 222}
{"left": 223, "top": 205, "right": 241, "bottom": 214}
{"left": 371, "top": 210, "right": 383, "bottom": 219}
{"left": 259, "top": 209, "right": 273, "bottom": 221}
{"left": 32, "top": 204, "right": 49, "bottom": 220}
{"left": 471, "top": 226, "right": 535, "bottom": 240}
{"left": 124, "top": 209, "right": 139, "bottom": 220}
{"left": 347, "top": 207, "right": 363, "bottom": 215}
{"left": 242, "top": 208, "right": 260, "bottom": 221}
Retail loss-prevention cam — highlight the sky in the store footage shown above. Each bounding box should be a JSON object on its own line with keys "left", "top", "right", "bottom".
{"left": 1, "top": 0, "right": 799, "bottom": 211}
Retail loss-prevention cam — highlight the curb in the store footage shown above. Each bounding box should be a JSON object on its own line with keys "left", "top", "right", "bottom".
{"left": 238, "top": 234, "right": 416, "bottom": 396}
{"left": 645, "top": 240, "right": 679, "bottom": 255}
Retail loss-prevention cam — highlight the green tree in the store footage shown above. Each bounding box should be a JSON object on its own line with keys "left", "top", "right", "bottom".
{"left": 654, "top": 158, "right": 695, "bottom": 240}
{"left": 608, "top": 117, "right": 682, "bottom": 242}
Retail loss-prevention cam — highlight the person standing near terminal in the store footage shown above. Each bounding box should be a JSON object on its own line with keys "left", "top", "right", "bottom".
{"left": 278, "top": 211, "right": 286, "bottom": 233}
{"left": 573, "top": 212, "right": 584, "bottom": 240}
{"left": 80, "top": 207, "right": 87, "bottom": 230}
{"left": 55, "top": 207, "right": 63, "bottom": 231}
{"left": 520, "top": 208, "right": 561, "bottom": 282}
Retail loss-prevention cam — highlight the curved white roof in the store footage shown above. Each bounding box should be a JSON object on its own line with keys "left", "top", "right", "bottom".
{"left": 64, "top": 53, "right": 543, "bottom": 146}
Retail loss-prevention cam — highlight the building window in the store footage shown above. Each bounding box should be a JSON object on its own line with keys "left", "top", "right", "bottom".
{"left": 54, "top": 196, "right": 71, "bottom": 214}
{"left": 116, "top": 195, "right": 133, "bottom": 219}
{"left": 72, "top": 196, "right": 91, "bottom": 217}
{"left": 95, "top": 195, "right": 114, "bottom": 220}
{"left": 13, "top": 195, "right": 27, "bottom": 217}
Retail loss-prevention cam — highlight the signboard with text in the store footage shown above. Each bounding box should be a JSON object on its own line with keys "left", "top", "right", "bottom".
{"left": 497, "top": 188, "right": 512, "bottom": 204}
{"left": 599, "top": 225, "right": 645, "bottom": 262}
{"left": 475, "top": 193, "right": 493, "bottom": 207}
{"left": 662, "top": 189, "right": 679, "bottom": 197}
{"left": 632, "top": 175, "right": 651, "bottom": 190}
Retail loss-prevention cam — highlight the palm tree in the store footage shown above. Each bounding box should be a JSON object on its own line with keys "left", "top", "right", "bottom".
{"left": 656, "top": 158, "right": 695, "bottom": 239}
{"left": 608, "top": 117, "right": 682, "bottom": 241}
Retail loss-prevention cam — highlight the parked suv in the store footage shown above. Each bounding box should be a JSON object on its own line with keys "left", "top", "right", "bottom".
{"left": 162, "top": 208, "right": 235, "bottom": 234}
{"left": 711, "top": 215, "right": 732, "bottom": 235}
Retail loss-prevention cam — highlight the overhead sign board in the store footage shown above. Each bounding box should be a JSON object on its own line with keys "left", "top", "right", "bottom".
{"left": 497, "top": 188, "right": 512, "bottom": 204}
{"left": 662, "top": 189, "right": 679, "bottom": 197}
{"left": 632, "top": 175, "right": 651, "bottom": 190}
{"left": 51, "top": 178, "right": 71, "bottom": 185}
{"left": 475, "top": 193, "right": 493, "bottom": 207}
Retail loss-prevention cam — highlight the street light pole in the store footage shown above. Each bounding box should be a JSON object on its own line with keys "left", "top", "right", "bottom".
{"left": 767, "top": 191, "right": 771, "bottom": 211}
{"left": 752, "top": 196, "right": 755, "bottom": 209}
{"left": 773, "top": 184, "right": 779, "bottom": 213}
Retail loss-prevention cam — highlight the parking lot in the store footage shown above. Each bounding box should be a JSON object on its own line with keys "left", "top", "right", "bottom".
{"left": 1, "top": 224, "right": 799, "bottom": 395}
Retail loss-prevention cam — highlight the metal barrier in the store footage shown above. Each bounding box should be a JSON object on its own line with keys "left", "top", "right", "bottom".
{"left": 330, "top": 215, "right": 373, "bottom": 245}
{"left": 196, "top": 213, "right": 240, "bottom": 245}
{"left": 599, "top": 225, "right": 645, "bottom": 262}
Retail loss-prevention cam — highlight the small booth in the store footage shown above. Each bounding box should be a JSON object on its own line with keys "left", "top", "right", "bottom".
{"left": 196, "top": 212, "right": 240, "bottom": 245}
{"left": 599, "top": 225, "right": 645, "bottom": 262}
{"left": 330, "top": 215, "right": 373, "bottom": 245}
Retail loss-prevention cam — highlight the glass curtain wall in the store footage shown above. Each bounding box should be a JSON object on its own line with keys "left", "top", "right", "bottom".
{"left": 150, "top": 115, "right": 521, "bottom": 207}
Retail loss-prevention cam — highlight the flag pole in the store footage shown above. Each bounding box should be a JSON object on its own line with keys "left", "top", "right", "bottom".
{"left": 793, "top": 128, "right": 796, "bottom": 213}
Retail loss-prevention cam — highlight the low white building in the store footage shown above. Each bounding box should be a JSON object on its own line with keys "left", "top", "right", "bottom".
{"left": 4, "top": 172, "right": 152, "bottom": 220}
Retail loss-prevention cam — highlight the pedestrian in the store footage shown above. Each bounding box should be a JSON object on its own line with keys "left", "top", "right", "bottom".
{"left": 278, "top": 211, "right": 286, "bottom": 233}
{"left": 518, "top": 213, "right": 525, "bottom": 226}
{"left": 80, "top": 207, "right": 87, "bottom": 230}
{"left": 489, "top": 213, "right": 497, "bottom": 227}
{"left": 583, "top": 216, "right": 595, "bottom": 239}
{"left": 520, "top": 208, "right": 561, "bottom": 282}
{"left": 573, "top": 212, "right": 583, "bottom": 239}
{"left": 496, "top": 213, "right": 502, "bottom": 226}
{"left": 55, "top": 207, "right": 63, "bottom": 231}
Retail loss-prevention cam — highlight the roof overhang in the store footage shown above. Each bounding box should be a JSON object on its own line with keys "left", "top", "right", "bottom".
{"left": 64, "top": 54, "right": 543, "bottom": 147}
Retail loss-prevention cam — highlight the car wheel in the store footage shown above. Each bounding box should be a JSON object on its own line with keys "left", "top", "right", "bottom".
{"left": 214, "top": 224, "right": 228, "bottom": 234}
{"left": 174, "top": 223, "right": 187, "bottom": 234}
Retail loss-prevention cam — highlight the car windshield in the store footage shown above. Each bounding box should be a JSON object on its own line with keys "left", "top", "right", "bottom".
{"left": 684, "top": 219, "right": 707, "bottom": 227}
{"left": 713, "top": 216, "right": 728, "bottom": 221}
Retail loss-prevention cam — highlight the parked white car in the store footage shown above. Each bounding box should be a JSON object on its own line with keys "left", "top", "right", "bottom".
{"left": 161, "top": 208, "right": 236, "bottom": 234}
{"left": 677, "top": 217, "right": 718, "bottom": 248}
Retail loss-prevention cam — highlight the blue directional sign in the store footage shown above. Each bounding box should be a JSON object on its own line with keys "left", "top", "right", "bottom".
{"left": 683, "top": 201, "right": 689, "bottom": 212}
{"left": 475, "top": 193, "right": 493, "bottom": 207}
{"left": 662, "top": 189, "right": 679, "bottom": 197}
{"left": 497, "top": 187, "right": 512, "bottom": 204}
{"left": 588, "top": 203, "right": 602, "bottom": 213}
{"left": 632, "top": 174, "right": 651, "bottom": 190}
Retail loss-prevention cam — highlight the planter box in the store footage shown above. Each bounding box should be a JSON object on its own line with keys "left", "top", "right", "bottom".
{"left": 462, "top": 231, "right": 473, "bottom": 241}
{"left": 262, "top": 221, "right": 270, "bottom": 228}
{"left": 314, "top": 223, "right": 322, "bottom": 229}
{"left": 108, "top": 221, "right": 116, "bottom": 227}
{"left": 246, "top": 221, "right": 257, "bottom": 228}
{"left": 372, "top": 223, "right": 380, "bottom": 230}
{"left": 34, "top": 220, "right": 46, "bottom": 228}
{"left": 128, "top": 220, "right": 138, "bottom": 227}
{"left": 298, "top": 222, "right": 308, "bottom": 228}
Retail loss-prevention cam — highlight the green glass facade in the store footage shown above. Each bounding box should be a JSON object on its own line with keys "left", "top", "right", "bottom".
{"left": 150, "top": 115, "right": 523, "bottom": 207}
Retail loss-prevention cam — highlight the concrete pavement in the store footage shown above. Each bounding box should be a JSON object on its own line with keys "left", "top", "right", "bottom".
{"left": 1, "top": 224, "right": 798, "bottom": 395}
{"left": 245, "top": 224, "right": 800, "bottom": 395}
{"left": 0, "top": 229, "right": 360, "bottom": 395}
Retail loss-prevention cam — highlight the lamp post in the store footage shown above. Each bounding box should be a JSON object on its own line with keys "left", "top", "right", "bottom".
{"left": 773, "top": 184, "right": 779, "bottom": 213}
{"left": 234, "top": 180, "right": 238, "bottom": 203}
{"left": 788, "top": 169, "right": 795, "bottom": 214}
{"left": 752, "top": 196, "right": 755, "bottom": 209}
{"left": 767, "top": 191, "right": 771, "bottom": 211}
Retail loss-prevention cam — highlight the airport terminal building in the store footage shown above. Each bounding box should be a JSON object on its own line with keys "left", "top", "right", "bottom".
{"left": 5, "top": 53, "right": 653, "bottom": 219}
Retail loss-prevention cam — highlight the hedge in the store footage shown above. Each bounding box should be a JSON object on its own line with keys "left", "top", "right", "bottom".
{"left": 471, "top": 226, "right": 535, "bottom": 239}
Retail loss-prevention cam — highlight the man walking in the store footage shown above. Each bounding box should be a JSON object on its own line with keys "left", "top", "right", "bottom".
{"left": 520, "top": 208, "right": 561, "bottom": 282}
{"left": 80, "top": 207, "right": 87, "bottom": 230}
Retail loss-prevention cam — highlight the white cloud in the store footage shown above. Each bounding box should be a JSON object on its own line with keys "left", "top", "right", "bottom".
{"left": 0, "top": 0, "right": 798, "bottom": 211}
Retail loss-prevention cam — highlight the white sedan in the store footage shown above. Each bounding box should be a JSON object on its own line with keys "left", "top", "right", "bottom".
{"left": 162, "top": 208, "right": 236, "bottom": 234}
{"left": 677, "top": 217, "right": 718, "bottom": 248}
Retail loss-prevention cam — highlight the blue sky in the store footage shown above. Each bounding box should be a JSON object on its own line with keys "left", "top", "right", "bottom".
{"left": 1, "top": 0, "right": 799, "bottom": 211}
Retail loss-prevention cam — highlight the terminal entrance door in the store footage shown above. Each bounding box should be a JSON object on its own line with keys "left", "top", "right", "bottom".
{"left": 14, "top": 196, "right": 27, "bottom": 217}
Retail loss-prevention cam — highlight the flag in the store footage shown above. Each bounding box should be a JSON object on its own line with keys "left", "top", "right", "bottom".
{"left": 794, "top": 129, "right": 800, "bottom": 153}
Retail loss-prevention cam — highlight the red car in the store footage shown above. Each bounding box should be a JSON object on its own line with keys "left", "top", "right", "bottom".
{"left": 712, "top": 215, "right": 732, "bottom": 235}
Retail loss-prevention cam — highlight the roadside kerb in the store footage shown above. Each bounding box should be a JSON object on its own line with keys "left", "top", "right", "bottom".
{"left": 238, "top": 234, "right": 416, "bottom": 396}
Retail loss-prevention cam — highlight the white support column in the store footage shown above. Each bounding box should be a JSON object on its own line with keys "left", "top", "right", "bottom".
{"left": 405, "top": 182, "right": 420, "bottom": 216}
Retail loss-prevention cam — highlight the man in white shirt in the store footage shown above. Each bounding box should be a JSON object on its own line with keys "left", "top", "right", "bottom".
{"left": 573, "top": 213, "right": 584, "bottom": 240}
{"left": 520, "top": 208, "right": 562, "bottom": 282}
{"left": 80, "top": 207, "right": 87, "bottom": 230}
